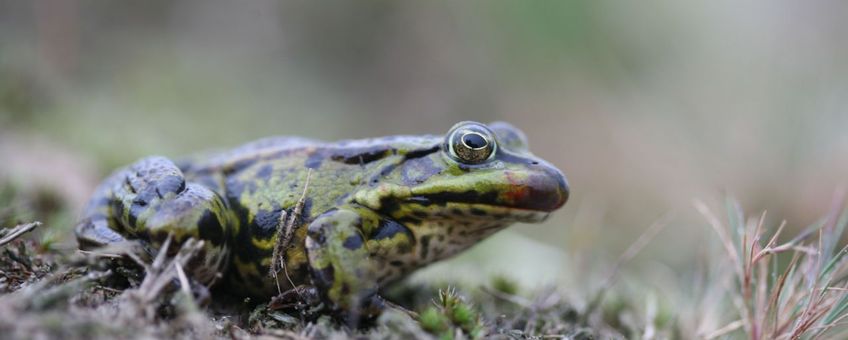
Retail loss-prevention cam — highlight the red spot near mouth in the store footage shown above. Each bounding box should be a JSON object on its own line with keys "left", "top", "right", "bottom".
{"left": 504, "top": 171, "right": 530, "bottom": 203}
{"left": 505, "top": 186, "right": 530, "bottom": 203}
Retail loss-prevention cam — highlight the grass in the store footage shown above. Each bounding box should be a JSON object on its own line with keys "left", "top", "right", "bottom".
{"left": 692, "top": 197, "right": 848, "bottom": 339}
{"left": 2, "top": 187, "right": 848, "bottom": 339}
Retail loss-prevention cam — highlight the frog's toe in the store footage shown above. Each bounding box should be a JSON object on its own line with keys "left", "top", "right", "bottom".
{"left": 125, "top": 156, "right": 186, "bottom": 197}
{"left": 76, "top": 216, "right": 127, "bottom": 249}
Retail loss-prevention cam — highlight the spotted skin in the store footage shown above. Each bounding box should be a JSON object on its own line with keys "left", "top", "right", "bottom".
{"left": 75, "top": 121, "right": 569, "bottom": 322}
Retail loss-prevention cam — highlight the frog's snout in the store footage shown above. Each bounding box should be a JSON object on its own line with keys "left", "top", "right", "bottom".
{"left": 509, "top": 165, "right": 569, "bottom": 212}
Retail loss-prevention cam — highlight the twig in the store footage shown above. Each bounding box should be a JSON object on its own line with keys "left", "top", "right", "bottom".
{"left": 76, "top": 249, "right": 123, "bottom": 259}
{"left": 270, "top": 210, "right": 290, "bottom": 283}
{"left": 0, "top": 222, "right": 41, "bottom": 247}
{"left": 175, "top": 262, "right": 192, "bottom": 297}
{"left": 270, "top": 169, "right": 312, "bottom": 283}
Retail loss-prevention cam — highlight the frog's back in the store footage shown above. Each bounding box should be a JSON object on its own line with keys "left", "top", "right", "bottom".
{"left": 178, "top": 137, "right": 322, "bottom": 175}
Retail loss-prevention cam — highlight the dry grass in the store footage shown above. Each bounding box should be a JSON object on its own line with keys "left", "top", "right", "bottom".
{"left": 694, "top": 196, "right": 848, "bottom": 340}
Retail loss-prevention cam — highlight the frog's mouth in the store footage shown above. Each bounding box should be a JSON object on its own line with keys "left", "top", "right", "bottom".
{"left": 401, "top": 197, "right": 552, "bottom": 223}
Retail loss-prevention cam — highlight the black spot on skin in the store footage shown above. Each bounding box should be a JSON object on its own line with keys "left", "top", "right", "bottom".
{"left": 300, "top": 198, "right": 314, "bottom": 221}
{"left": 437, "top": 234, "right": 445, "bottom": 242}
{"left": 419, "top": 235, "right": 432, "bottom": 259}
{"left": 470, "top": 208, "right": 487, "bottom": 216}
{"left": 255, "top": 164, "right": 273, "bottom": 180}
{"left": 343, "top": 234, "right": 364, "bottom": 250}
{"left": 370, "top": 220, "right": 414, "bottom": 242}
{"left": 389, "top": 260, "right": 404, "bottom": 267}
{"left": 253, "top": 207, "right": 282, "bottom": 239}
{"left": 198, "top": 209, "right": 225, "bottom": 246}
{"left": 404, "top": 146, "right": 440, "bottom": 160}
{"left": 330, "top": 148, "right": 390, "bottom": 165}
{"left": 228, "top": 199, "right": 272, "bottom": 262}
{"left": 378, "top": 196, "right": 401, "bottom": 216}
{"left": 412, "top": 211, "right": 428, "bottom": 219}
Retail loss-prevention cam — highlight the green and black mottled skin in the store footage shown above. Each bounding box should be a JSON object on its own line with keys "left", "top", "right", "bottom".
{"left": 75, "top": 121, "right": 569, "bottom": 323}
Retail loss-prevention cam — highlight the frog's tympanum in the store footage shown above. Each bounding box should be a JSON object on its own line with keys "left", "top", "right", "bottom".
{"left": 76, "top": 121, "right": 569, "bottom": 323}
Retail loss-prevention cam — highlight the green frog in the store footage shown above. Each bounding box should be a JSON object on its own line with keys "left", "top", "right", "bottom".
{"left": 75, "top": 121, "right": 569, "bottom": 322}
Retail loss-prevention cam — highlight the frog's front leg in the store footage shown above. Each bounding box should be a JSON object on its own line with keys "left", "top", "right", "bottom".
{"left": 76, "top": 156, "right": 234, "bottom": 285}
{"left": 305, "top": 207, "right": 414, "bottom": 326}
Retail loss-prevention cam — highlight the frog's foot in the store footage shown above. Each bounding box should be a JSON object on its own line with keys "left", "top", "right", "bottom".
{"left": 75, "top": 156, "right": 234, "bottom": 285}
{"left": 269, "top": 284, "right": 321, "bottom": 311}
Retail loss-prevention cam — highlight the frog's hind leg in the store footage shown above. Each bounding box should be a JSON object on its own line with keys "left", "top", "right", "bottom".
{"left": 75, "top": 156, "right": 234, "bottom": 285}
{"left": 305, "top": 207, "right": 416, "bottom": 327}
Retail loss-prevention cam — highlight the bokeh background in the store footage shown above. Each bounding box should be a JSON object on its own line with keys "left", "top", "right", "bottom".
{"left": 2, "top": 1, "right": 848, "bottom": 295}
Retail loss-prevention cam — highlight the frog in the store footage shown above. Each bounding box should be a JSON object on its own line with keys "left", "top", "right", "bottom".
{"left": 75, "top": 121, "right": 569, "bottom": 324}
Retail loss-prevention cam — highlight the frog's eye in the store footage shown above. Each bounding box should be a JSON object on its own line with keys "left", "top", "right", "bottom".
{"left": 445, "top": 122, "right": 497, "bottom": 164}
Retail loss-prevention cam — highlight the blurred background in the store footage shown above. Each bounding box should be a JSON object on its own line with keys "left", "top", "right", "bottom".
{"left": 1, "top": 0, "right": 848, "bottom": 293}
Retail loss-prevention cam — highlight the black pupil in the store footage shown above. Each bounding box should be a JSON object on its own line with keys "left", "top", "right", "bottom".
{"left": 462, "top": 133, "right": 487, "bottom": 149}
